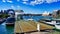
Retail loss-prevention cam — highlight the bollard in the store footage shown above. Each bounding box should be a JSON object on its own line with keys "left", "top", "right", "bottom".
{"left": 37, "top": 23, "right": 40, "bottom": 32}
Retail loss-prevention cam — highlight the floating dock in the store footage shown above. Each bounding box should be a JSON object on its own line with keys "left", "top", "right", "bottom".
{"left": 14, "top": 20, "right": 54, "bottom": 34}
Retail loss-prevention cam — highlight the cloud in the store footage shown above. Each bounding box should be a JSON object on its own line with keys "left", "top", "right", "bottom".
{"left": 23, "top": 1, "right": 27, "bottom": 4}
{"left": 7, "top": 0, "right": 13, "bottom": 3}
{"left": 30, "top": 0, "right": 44, "bottom": 5}
{"left": 11, "top": 5, "right": 14, "bottom": 9}
{"left": 30, "top": 1, "right": 36, "bottom": 5}
{"left": 45, "top": 0, "right": 59, "bottom": 3}
{"left": 22, "top": 0, "right": 60, "bottom": 6}
{"left": 2, "top": 0, "right": 6, "bottom": 2}
{"left": 17, "top": 5, "right": 20, "bottom": 8}
{"left": 22, "top": 0, "right": 29, "bottom": 1}
{"left": 17, "top": 0, "right": 20, "bottom": 2}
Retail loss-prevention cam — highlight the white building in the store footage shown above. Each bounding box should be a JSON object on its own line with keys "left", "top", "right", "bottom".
{"left": 15, "top": 10, "right": 24, "bottom": 20}
{"left": 42, "top": 11, "right": 49, "bottom": 16}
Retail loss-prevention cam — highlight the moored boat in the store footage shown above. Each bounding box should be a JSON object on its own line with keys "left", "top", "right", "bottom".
{"left": 6, "top": 17, "right": 15, "bottom": 26}
{"left": 39, "top": 18, "right": 60, "bottom": 30}
{"left": 39, "top": 19, "right": 56, "bottom": 26}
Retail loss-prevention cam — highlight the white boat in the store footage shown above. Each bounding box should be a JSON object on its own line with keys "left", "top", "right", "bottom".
{"left": 45, "top": 21, "right": 56, "bottom": 25}
{"left": 27, "top": 18, "right": 33, "bottom": 21}
{"left": 41, "top": 19, "right": 56, "bottom": 25}
{"left": 42, "top": 19, "right": 60, "bottom": 30}
{"left": 55, "top": 20, "right": 60, "bottom": 30}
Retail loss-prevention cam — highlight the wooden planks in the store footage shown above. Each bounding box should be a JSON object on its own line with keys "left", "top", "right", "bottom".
{"left": 14, "top": 20, "right": 54, "bottom": 34}
{"left": 39, "top": 22, "right": 54, "bottom": 30}
{"left": 14, "top": 20, "right": 37, "bottom": 34}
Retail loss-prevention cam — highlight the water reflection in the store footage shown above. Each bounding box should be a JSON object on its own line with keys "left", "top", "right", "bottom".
{"left": 0, "top": 22, "right": 14, "bottom": 34}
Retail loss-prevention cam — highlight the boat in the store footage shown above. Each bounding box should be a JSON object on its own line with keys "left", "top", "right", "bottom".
{"left": 27, "top": 18, "right": 34, "bottom": 21}
{"left": 0, "top": 18, "right": 6, "bottom": 24}
{"left": 54, "top": 19, "right": 60, "bottom": 30}
{"left": 39, "top": 18, "right": 60, "bottom": 30}
{"left": 39, "top": 19, "right": 56, "bottom": 26}
{"left": 6, "top": 17, "right": 15, "bottom": 26}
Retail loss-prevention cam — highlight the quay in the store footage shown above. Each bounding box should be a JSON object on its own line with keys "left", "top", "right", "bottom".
{"left": 14, "top": 20, "right": 54, "bottom": 34}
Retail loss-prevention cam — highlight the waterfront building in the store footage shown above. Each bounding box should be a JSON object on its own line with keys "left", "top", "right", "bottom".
{"left": 15, "top": 10, "right": 24, "bottom": 20}
{"left": 52, "top": 10, "right": 57, "bottom": 18}
{"left": 56, "top": 10, "right": 60, "bottom": 15}
{"left": 42, "top": 11, "right": 49, "bottom": 16}
{"left": 4, "top": 10, "right": 8, "bottom": 14}
{"left": 52, "top": 10, "right": 60, "bottom": 18}
{"left": 0, "top": 10, "right": 3, "bottom": 14}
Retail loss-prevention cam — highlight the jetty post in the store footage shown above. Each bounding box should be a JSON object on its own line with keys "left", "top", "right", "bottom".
{"left": 37, "top": 23, "right": 40, "bottom": 32}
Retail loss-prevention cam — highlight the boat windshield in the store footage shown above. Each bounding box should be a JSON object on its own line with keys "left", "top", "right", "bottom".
{"left": 56, "top": 22, "right": 60, "bottom": 25}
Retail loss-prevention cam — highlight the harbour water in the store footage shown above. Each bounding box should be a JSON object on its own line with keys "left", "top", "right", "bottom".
{"left": 23, "top": 16, "right": 52, "bottom": 21}
{"left": 0, "top": 16, "right": 52, "bottom": 34}
{"left": 0, "top": 23, "right": 14, "bottom": 34}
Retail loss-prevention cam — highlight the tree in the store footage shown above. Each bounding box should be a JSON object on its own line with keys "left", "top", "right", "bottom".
{"left": 0, "top": 14, "right": 9, "bottom": 18}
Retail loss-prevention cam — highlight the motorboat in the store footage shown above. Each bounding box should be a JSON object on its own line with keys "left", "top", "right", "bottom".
{"left": 40, "top": 19, "right": 56, "bottom": 26}
{"left": 55, "top": 20, "right": 60, "bottom": 30}
{"left": 41, "top": 19, "right": 60, "bottom": 30}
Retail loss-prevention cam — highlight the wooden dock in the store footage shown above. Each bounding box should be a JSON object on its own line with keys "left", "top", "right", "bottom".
{"left": 14, "top": 20, "right": 37, "bottom": 34}
{"left": 14, "top": 20, "right": 54, "bottom": 34}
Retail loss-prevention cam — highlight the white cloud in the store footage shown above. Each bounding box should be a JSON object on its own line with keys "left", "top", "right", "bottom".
{"left": 30, "top": 1, "right": 36, "bottom": 5}
{"left": 2, "top": 0, "right": 6, "bottom": 2}
{"left": 45, "top": 0, "right": 59, "bottom": 3}
{"left": 45, "top": 0, "right": 53, "bottom": 3}
{"left": 22, "top": 0, "right": 29, "bottom": 1}
{"left": 30, "top": 0, "right": 44, "bottom": 5}
{"left": 23, "top": 1, "right": 28, "bottom": 4}
{"left": 11, "top": 5, "right": 14, "bottom": 9}
{"left": 36, "top": 0, "right": 44, "bottom": 4}
{"left": 7, "top": 0, "right": 13, "bottom": 3}
{"left": 17, "top": 5, "right": 20, "bottom": 9}
{"left": 22, "top": 0, "right": 60, "bottom": 6}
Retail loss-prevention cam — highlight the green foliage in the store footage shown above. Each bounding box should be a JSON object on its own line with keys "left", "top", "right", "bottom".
{"left": 0, "top": 14, "right": 9, "bottom": 18}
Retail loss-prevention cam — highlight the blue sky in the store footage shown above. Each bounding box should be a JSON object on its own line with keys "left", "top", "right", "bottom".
{"left": 0, "top": 0, "right": 60, "bottom": 14}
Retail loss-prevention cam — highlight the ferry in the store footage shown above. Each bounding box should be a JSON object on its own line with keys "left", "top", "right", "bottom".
{"left": 6, "top": 17, "right": 15, "bottom": 26}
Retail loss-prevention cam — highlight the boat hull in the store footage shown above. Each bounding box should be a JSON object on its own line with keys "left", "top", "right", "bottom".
{"left": 6, "top": 23, "right": 14, "bottom": 26}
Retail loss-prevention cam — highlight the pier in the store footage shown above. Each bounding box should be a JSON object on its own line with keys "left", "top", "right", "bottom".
{"left": 14, "top": 20, "right": 54, "bottom": 34}
{"left": 14, "top": 20, "right": 37, "bottom": 34}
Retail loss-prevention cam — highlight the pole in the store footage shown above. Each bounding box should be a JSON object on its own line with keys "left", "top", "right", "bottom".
{"left": 37, "top": 23, "right": 40, "bottom": 32}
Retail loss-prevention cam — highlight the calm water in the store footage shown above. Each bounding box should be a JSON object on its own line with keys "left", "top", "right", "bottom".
{"left": 0, "top": 23, "right": 14, "bottom": 34}
{"left": 0, "top": 16, "right": 52, "bottom": 34}
{"left": 23, "top": 16, "right": 52, "bottom": 21}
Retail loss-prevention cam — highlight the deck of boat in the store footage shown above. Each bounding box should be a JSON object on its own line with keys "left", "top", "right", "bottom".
{"left": 14, "top": 20, "right": 54, "bottom": 34}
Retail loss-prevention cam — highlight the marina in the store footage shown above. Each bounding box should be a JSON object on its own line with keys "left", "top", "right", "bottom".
{"left": 0, "top": 15, "right": 60, "bottom": 34}
{"left": 14, "top": 20, "right": 54, "bottom": 34}
{"left": 0, "top": 0, "right": 60, "bottom": 34}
